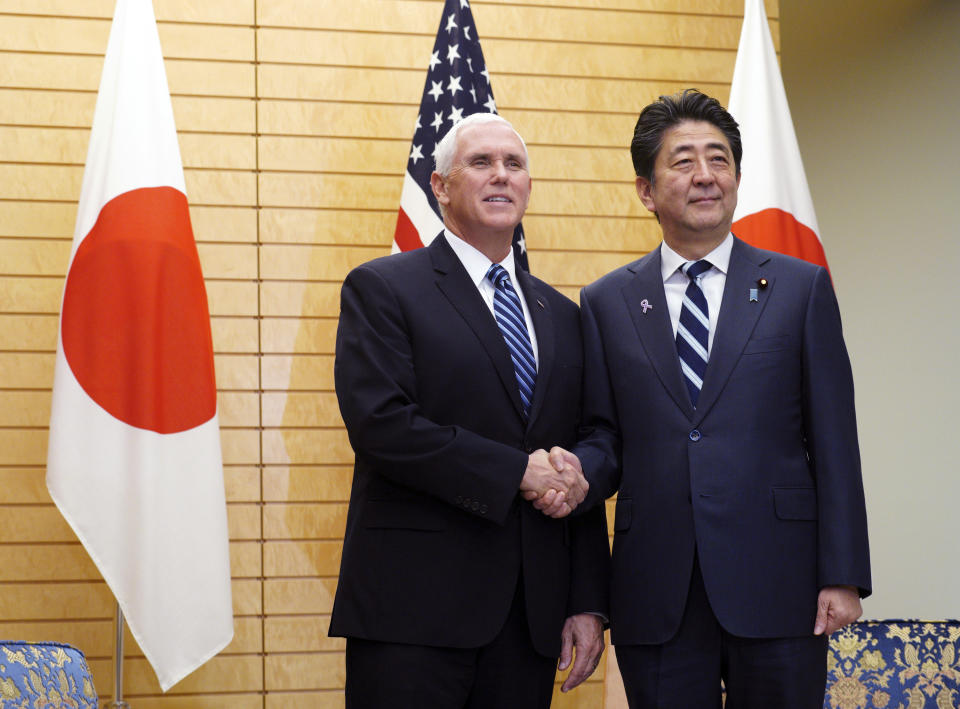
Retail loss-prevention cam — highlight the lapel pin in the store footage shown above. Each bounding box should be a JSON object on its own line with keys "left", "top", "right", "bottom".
{"left": 536, "top": 298, "right": 545, "bottom": 309}
{"left": 757, "top": 277, "right": 768, "bottom": 289}
{"left": 749, "top": 288, "right": 758, "bottom": 302}
{"left": 640, "top": 298, "right": 652, "bottom": 313}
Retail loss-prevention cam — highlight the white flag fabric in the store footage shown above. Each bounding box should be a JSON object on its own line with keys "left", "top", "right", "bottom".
{"left": 46, "top": 0, "right": 233, "bottom": 691}
{"left": 728, "top": 0, "right": 828, "bottom": 268}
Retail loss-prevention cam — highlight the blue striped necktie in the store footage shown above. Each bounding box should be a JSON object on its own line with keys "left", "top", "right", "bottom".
{"left": 486, "top": 264, "right": 537, "bottom": 419}
{"left": 676, "top": 259, "right": 712, "bottom": 406}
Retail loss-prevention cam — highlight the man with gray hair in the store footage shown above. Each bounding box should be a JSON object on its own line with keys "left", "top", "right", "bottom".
{"left": 329, "top": 113, "right": 610, "bottom": 708}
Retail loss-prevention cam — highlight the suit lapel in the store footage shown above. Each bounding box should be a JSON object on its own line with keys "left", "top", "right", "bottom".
{"left": 429, "top": 234, "right": 528, "bottom": 422}
{"left": 515, "top": 267, "right": 553, "bottom": 427}
{"left": 694, "top": 237, "right": 774, "bottom": 423}
{"left": 621, "top": 247, "right": 695, "bottom": 418}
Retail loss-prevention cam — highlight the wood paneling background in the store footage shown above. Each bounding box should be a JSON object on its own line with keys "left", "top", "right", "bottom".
{"left": 0, "top": 0, "right": 776, "bottom": 705}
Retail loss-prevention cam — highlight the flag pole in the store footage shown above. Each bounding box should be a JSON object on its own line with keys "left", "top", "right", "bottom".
{"left": 106, "top": 602, "right": 131, "bottom": 708}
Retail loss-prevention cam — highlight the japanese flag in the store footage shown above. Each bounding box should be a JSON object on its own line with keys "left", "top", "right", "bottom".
{"left": 729, "top": 0, "right": 828, "bottom": 268}
{"left": 46, "top": 0, "right": 233, "bottom": 691}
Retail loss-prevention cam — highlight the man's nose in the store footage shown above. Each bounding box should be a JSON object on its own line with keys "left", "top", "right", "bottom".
{"left": 490, "top": 159, "right": 509, "bottom": 180}
{"left": 692, "top": 157, "right": 715, "bottom": 183}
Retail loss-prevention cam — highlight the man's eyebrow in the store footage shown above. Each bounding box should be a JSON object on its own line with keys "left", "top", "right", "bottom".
{"left": 463, "top": 150, "right": 526, "bottom": 164}
{"left": 666, "top": 141, "right": 731, "bottom": 158}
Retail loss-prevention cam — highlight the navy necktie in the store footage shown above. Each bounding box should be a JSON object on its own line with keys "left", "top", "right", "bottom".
{"left": 676, "top": 260, "right": 712, "bottom": 406}
{"left": 486, "top": 264, "right": 537, "bottom": 419}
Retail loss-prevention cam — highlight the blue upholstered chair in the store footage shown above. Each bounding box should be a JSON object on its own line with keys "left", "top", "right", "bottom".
{"left": 824, "top": 621, "right": 960, "bottom": 709}
{"left": 0, "top": 641, "right": 97, "bottom": 708}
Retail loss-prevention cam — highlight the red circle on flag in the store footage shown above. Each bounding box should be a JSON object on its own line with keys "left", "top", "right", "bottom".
{"left": 733, "top": 208, "right": 828, "bottom": 270}
{"left": 61, "top": 186, "right": 217, "bottom": 434}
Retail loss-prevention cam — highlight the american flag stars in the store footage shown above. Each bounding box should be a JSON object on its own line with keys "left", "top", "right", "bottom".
{"left": 406, "top": 0, "right": 497, "bottom": 181}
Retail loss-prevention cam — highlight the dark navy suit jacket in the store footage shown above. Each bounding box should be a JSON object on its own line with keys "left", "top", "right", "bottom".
{"left": 574, "top": 236, "right": 870, "bottom": 644}
{"left": 329, "top": 234, "right": 609, "bottom": 657}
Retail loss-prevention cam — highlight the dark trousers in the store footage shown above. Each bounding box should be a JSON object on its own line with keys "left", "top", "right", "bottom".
{"left": 615, "top": 558, "right": 828, "bottom": 709}
{"left": 344, "top": 579, "right": 557, "bottom": 709}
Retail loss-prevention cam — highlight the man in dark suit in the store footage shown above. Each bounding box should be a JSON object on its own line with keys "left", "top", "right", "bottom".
{"left": 330, "top": 113, "right": 610, "bottom": 708}
{"left": 539, "top": 90, "right": 871, "bottom": 708}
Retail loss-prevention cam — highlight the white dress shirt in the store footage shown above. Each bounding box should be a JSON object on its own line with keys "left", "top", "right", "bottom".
{"left": 443, "top": 229, "right": 539, "bottom": 367}
{"left": 660, "top": 233, "right": 733, "bottom": 356}
{"left": 446, "top": 231, "right": 606, "bottom": 621}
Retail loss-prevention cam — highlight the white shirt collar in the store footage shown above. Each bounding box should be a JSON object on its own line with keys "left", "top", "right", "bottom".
{"left": 660, "top": 233, "right": 734, "bottom": 282}
{"left": 444, "top": 228, "right": 519, "bottom": 287}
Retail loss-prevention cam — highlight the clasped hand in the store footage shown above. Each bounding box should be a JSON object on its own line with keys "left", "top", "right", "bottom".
{"left": 520, "top": 447, "right": 586, "bottom": 519}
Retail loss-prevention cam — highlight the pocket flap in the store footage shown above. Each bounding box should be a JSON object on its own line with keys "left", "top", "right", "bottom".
{"left": 772, "top": 487, "right": 817, "bottom": 521}
{"left": 743, "top": 335, "right": 792, "bottom": 354}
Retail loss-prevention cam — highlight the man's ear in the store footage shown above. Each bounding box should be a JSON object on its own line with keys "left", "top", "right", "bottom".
{"left": 430, "top": 172, "right": 448, "bottom": 207}
{"left": 636, "top": 176, "right": 657, "bottom": 215}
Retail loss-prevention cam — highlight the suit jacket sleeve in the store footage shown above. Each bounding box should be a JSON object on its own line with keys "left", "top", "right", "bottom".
{"left": 802, "top": 267, "right": 872, "bottom": 596}
{"left": 566, "top": 503, "right": 611, "bottom": 618}
{"left": 335, "top": 263, "right": 529, "bottom": 525}
{"left": 572, "top": 285, "right": 624, "bottom": 510}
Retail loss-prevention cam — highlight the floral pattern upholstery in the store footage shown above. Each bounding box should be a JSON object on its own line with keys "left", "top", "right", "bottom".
{"left": 0, "top": 641, "right": 97, "bottom": 708}
{"left": 826, "top": 621, "right": 960, "bottom": 709}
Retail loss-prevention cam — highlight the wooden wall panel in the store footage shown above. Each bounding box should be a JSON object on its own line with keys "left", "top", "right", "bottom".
{"left": 0, "top": 1, "right": 778, "bottom": 705}
{"left": 264, "top": 616, "right": 343, "bottom": 652}
{"left": 0, "top": 16, "right": 253, "bottom": 60}
{"left": 263, "top": 540, "right": 342, "bottom": 577}
{"left": 259, "top": 209, "right": 395, "bottom": 246}
{"left": 263, "top": 692, "right": 342, "bottom": 709}
{"left": 261, "top": 391, "right": 341, "bottom": 426}
{"left": 0, "top": 200, "right": 75, "bottom": 236}
{"left": 262, "top": 466, "right": 352, "bottom": 502}
{"left": 257, "top": 0, "right": 774, "bottom": 29}
{"left": 258, "top": 14, "right": 745, "bottom": 57}
{"left": 0, "top": 91, "right": 254, "bottom": 135}
{"left": 0, "top": 354, "right": 54, "bottom": 389}
{"left": 264, "top": 652, "right": 343, "bottom": 691}
{"left": 0, "top": 0, "right": 255, "bottom": 23}
{"left": 191, "top": 206, "right": 258, "bottom": 243}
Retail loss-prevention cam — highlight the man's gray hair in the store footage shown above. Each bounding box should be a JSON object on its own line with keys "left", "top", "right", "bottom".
{"left": 433, "top": 113, "right": 530, "bottom": 177}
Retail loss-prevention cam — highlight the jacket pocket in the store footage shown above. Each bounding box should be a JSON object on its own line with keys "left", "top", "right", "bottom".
{"left": 361, "top": 499, "right": 446, "bottom": 531}
{"left": 614, "top": 497, "right": 632, "bottom": 532}
{"left": 772, "top": 487, "right": 817, "bottom": 521}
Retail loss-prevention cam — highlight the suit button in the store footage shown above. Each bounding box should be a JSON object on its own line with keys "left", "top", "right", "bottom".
{"left": 455, "top": 496, "right": 463, "bottom": 505}
{"left": 689, "top": 429, "right": 702, "bottom": 442}
{"left": 480, "top": 504, "right": 488, "bottom": 515}
{"left": 462, "top": 497, "right": 471, "bottom": 508}
{"left": 471, "top": 501, "right": 480, "bottom": 512}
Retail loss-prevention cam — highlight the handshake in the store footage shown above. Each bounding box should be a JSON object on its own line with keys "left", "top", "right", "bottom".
{"left": 520, "top": 447, "right": 587, "bottom": 519}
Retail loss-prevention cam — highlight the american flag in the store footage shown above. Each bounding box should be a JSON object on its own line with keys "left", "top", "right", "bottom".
{"left": 393, "top": 0, "right": 529, "bottom": 270}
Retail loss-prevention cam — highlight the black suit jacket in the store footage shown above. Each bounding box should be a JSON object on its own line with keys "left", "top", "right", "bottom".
{"left": 575, "top": 237, "right": 870, "bottom": 643}
{"left": 329, "top": 234, "right": 609, "bottom": 657}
